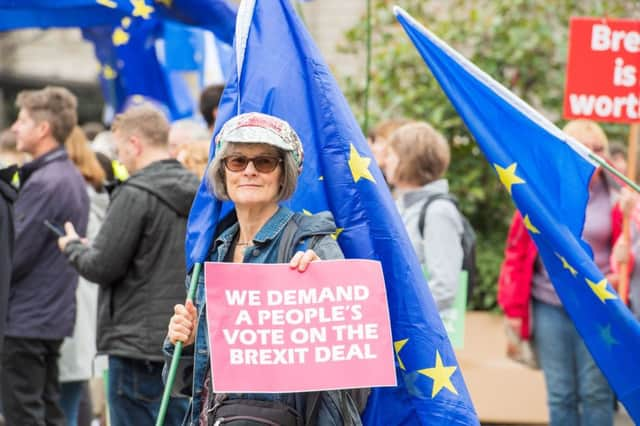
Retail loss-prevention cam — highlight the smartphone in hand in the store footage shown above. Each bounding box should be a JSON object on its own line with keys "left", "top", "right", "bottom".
{"left": 43, "top": 220, "right": 65, "bottom": 238}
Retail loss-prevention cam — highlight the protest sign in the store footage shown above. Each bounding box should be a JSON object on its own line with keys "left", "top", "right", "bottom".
{"left": 204, "top": 259, "right": 396, "bottom": 393}
{"left": 423, "top": 266, "right": 467, "bottom": 349}
{"left": 564, "top": 17, "right": 640, "bottom": 123}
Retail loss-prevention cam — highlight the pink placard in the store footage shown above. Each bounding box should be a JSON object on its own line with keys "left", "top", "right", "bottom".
{"left": 204, "top": 259, "right": 396, "bottom": 393}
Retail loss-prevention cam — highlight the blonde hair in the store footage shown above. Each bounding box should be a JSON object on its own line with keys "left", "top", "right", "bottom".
{"left": 563, "top": 119, "right": 609, "bottom": 156}
{"left": 111, "top": 105, "right": 170, "bottom": 147}
{"left": 177, "top": 140, "right": 210, "bottom": 179}
{"left": 389, "top": 121, "right": 450, "bottom": 185}
{"left": 369, "top": 118, "right": 412, "bottom": 142}
{"left": 16, "top": 86, "right": 77, "bottom": 144}
{"left": 65, "top": 126, "right": 106, "bottom": 191}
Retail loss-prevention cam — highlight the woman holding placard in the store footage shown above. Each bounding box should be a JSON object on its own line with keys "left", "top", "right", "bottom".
{"left": 165, "top": 112, "right": 363, "bottom": 426}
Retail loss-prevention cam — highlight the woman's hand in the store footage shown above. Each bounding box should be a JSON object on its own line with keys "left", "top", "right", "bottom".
{"left": 57, "top": 222, "right": 88, "bottom": 251}
{"left": 612, "top": 237, "right": 630, "bottom": 265}
{"left": 289, "top": 249, "right": 320, "bottom": 272}
{"left": 168, "top": 300, "right": 198, "bottom": 346}
{"left": 505, "top": 316, "right": 522, "bottom": 337}
{"left": 618, "top": 187, "right": 638, "bottom": 216}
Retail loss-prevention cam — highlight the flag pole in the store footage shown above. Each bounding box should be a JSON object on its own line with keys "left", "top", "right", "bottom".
{"left": 618, "top": 123, "right": 639, "bottom": 304}
{"left": 155, "top": 262, "right": 203, "bottom": 426}
{"left": 588, "top": 149, "right": 640, "bottom": 195}
{"left": 363, "top": 0, "right": 372, "bottom": 135}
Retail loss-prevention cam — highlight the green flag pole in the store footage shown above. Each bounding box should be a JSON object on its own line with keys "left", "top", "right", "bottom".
{"left": 588, "top": 151, "right": 640, "bottom": 194}
{"left": 155, "top": 262, "right": 202, "bottom": 426}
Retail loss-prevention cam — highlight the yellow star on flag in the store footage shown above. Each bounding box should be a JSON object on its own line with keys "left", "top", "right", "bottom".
{"left": 555, "top": 253, "right": 577, "bottom": 277}
{"left": 96, "top": 0, "right": 117, "bottom": 8}
{"left": 130, "top": 0, "right": 154, "bottom": 19}
{"left": 586, "top": 278, "right": 617, "bottom": 303}
{"left": 112, "top": 28, "right": 130, "bottom": 46}
{"left": 348, "top": 144, "right": 375, "bottom": 184}
{"left": 418, "top": 350, "right": 458, "bottom": 398}
{"left": 318, "top": 176, "right": 324, "bottom": 181}
{"left": 130, "top": 94, "right": 145, "bottom": 104}
{"left": 523, "top": 214, "right": 540, "bottom": 234}
{"left": 494, "top": 162, "right": 525, "bottom": 195}
{"left": 121, "top": 17, "right": 132, "bottom": 28}
{"left": 155, "top": 0, "right": 172, "bottom": 6}
{"left": 331, "top": 228, "right": 344, "bottom": 240}
{"left": 394, "top": 339, "right": 409, "bottom": 371}
{"left": 102, "top": 65, "right": 117, "bottom": 80}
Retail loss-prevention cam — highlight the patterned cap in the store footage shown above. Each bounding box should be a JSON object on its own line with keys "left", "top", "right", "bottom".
{"left": 215, "top": 112, "right": 304, "bottom": 170}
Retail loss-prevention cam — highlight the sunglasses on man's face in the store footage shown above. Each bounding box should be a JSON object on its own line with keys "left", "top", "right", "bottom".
{"left": 222, "top": 155, "right": 283, "bottom": 173}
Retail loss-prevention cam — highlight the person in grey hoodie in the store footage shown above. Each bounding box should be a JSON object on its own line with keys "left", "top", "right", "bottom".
{"left": 385, "top": 121, "right": 464, "bottom": 320}
{"left": 58, "top": 106, "right": 199, "bottom": 426}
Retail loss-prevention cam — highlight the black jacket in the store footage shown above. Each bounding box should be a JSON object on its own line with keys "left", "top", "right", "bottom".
{"left": 65, "top": 159, "right": 199, "bottom": 361}
{"left": 8, "top": 148, "right": 89, "bottom": 340}
{"left": 0, "top": 166, "right": 17, "bottom": 352}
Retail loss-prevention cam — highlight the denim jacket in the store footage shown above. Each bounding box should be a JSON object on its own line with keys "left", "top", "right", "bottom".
{"left": 164, "top": 206, "right": 344, "bottom": 425}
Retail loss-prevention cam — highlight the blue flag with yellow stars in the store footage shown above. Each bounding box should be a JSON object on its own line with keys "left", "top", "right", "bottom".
{"left": 1, "top": 0, "right": 236, "bottom": 121}
{"left": 395, "top": 7, "right": 640, "bottom": 421}
{"left": 0, "top": 0, "right": 236, "bottom": 43}
{"left": 83, "top": 18, "right": 192, "bottom": 121}
{"left": 185, "top": 0, "right": 478, "bottom": 424}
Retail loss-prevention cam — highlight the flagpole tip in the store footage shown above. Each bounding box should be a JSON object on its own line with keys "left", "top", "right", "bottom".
{"left": 392, "top": 5, "right": 405, "bottom": 17}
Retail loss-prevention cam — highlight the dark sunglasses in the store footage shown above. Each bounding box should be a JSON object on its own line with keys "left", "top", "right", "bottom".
{"left": 222, "top": 155, "right": 283, "bottom": 173}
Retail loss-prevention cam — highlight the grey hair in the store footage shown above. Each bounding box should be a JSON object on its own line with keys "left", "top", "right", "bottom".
{"left": 207, "top": 142, "right": 299, "bottom": 202}
{"left": 171, "top": 119, "right": 211, "bottom": 143}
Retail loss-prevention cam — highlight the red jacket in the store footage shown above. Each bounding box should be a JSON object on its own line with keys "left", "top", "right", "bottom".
{"left": 498, "top": 204, "right": 624, "bottom": 339}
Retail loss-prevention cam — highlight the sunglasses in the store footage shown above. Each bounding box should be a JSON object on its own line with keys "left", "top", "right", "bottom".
{"left": 222, "top": 155, "right": 283, "bottom": 173}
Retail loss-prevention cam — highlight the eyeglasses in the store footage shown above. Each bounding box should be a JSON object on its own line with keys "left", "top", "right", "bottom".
{"left": 222, "top": 155, "right": 283, "bottom": 173}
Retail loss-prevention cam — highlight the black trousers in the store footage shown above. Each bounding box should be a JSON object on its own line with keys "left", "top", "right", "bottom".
{"left": 1, "top": 337, "right": 65, "bottom": 426}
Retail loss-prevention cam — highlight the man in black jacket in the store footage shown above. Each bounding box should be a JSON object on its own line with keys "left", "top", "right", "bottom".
{"left": 3, "top": 86, "right": 90, "bottom": 426}
{"left": 0, "top": 165, "right": 17, "bottom": 425}
{"left": 58, "top": 106, "right": 198, "bottom": 425}
{"left": 0, "top": 165, "right": 17, "bottom": 355}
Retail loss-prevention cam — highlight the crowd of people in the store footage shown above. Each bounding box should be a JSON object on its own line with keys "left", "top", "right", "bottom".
{"left": 0, "top": 84, "right": 223, "bottom": 426}
{"left": 0, "top": 79, "right": 638, "bottom": 426}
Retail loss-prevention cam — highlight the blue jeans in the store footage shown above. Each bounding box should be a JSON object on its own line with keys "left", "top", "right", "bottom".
{"left": 60, "top": 381, "right": 84, "bottom": 426}
{"left": 533, "top": 300, "right": 613, "bottom": 426}
{"left": 109, "top": 356, "right": 188, "bottom": 426}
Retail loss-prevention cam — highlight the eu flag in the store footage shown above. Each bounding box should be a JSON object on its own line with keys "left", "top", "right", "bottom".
{"left": 83, "top": 18, "right": 193, "bottom": 121}
{"left": 1, "top": 0, "right": 237, "bottom": 122}
{"left": 0, "top": 0, "right": 236, "bottom": 42}
{"left": 395, "top": 7, "right": 640, "bottom": 421}
{"left": 186, "top": 0, "right": 478, "bottom": 424}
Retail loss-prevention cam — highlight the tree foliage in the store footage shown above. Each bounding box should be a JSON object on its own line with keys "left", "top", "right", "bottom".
{"left": 339, "top": 0, "right": 640, "bottom": 310}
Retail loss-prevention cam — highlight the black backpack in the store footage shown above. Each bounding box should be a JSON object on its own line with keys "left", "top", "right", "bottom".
{"left": 418, "top": 193, "right": 478, "bottom": 304}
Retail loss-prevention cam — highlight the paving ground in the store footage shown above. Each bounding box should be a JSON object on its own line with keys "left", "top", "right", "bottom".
{"left": 458, "top": 312, "right": 637, "bottom": 426}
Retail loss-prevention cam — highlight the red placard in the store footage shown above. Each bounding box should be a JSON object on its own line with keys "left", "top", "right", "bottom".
{"left": 564, "top": 17, "right": 640, "bottom": 123}
{"left": 204, "top": 259, "right": 396, "bottom": 393}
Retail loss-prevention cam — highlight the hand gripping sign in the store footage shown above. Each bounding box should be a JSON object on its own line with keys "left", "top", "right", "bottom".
{"left": 204, "top": 259, "right": 396, "bottom": 393}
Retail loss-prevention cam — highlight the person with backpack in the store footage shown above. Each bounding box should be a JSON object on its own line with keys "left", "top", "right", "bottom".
{"left": 385, "top": 121, "right": 467, "bottom": 319}
{"left": 166, "top": 112, "right": 363, "bottom": 426}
